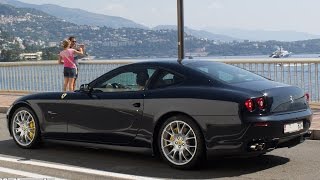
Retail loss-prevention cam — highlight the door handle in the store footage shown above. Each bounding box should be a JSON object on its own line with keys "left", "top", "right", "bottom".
{"left": 48, "top": 111, "right": 58, "bottom": 115}
{"left": 132, "top": 103, "right": 141, "bottom": 108}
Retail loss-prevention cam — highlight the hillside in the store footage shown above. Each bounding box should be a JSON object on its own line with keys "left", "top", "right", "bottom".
{"left": 0, "top": 4, "right": 181, "bottom": 59}
{"left": 0, "top": 4, "right": 77, "bottom": 41}
{"left": 153, "top": 25, "right": 240, "bottom": 42}
{"left": 1, "top": 3, "right": 320, "bottom": 62}
{"left": 204, "top": 27, "right": 320, "bottom": 42}
{"left": 0, "top": 0, "right": 146, "bottom": 29}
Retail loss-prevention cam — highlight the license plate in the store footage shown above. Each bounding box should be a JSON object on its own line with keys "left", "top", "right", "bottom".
{"left": 284, "top": 121, "right": 303, "bottom": 133}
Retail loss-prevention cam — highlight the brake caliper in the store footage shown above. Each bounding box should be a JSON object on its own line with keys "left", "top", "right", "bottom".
{"left": 28, "top": 120, "right": 35, "bottom": 139}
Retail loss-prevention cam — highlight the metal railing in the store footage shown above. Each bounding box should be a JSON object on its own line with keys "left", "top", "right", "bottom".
{"left": 0, "top": 58, "right": 319, "bottom": 102}
{"left": 223, "top": 58, "right": 320, "bottom": 102}
{"left": 0, "top": 60, "right": 132, "bottom": 93}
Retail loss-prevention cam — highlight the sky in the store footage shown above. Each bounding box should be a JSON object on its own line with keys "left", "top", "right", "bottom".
{"left": 17, "top": 0, "right": 320, "bottom": 35}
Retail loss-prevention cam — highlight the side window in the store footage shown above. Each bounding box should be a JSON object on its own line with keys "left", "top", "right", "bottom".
{"left": 199, "top": 67, "right": 239, "bottom": 83}
{"left": 217, "top": 71, "right": 234, "bottom": 82}
{"left": 93, "top": 68, "right": 155, "bottom": 92}
{"left": 150, "top": 70, "right": 184, "bottom": 89}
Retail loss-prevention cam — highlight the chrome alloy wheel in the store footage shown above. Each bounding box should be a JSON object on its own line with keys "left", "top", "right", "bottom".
{"left": 161, "top": 120, "right": 197, "bottom": 166}
{"left": 12, "top": 110, "right": 36, "bottom": 147}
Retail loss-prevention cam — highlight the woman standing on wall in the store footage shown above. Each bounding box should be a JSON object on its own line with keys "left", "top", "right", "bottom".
{"left": 58, "top": 39, "right": 83, "bottom": 92}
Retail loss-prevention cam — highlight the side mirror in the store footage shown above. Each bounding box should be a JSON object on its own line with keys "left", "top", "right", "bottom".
{"left": 80, "top": 84, "right": 92, "bottom": 92}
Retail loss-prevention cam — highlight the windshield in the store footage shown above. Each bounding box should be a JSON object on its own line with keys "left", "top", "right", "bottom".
{"left": 186, "top": 61, "right": 267, "bottom": 84}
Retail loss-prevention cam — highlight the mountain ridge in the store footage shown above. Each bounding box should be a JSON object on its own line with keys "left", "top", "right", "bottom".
{"left": 204, "top": 27, "right": 320, "bottom": 42}
{"left": 0, "top": 0, "right": 147, "bottom": 29}
{"left": 153, "top": 25, "right": 240, "bottom": 42}
{"left": 2, "top": 0, "right": 319, "bottom": 41}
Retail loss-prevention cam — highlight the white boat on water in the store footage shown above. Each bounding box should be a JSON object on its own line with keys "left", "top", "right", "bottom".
{"left": 270, "top": 47, "right": 292, "bottom": 58}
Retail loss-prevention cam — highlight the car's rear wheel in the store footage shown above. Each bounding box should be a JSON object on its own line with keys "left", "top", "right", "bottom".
{"left": 11, "top": 107, "right": 41, "bottom": 149}
{"left": 158, "top": 115, "right": 205, "bottom": 169}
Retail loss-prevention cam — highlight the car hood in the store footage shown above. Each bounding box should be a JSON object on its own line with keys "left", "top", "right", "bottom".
{"left": 16, "top": 92, "right": 70, "bottom": 102}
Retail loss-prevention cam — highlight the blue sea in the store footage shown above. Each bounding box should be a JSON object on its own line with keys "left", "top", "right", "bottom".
{"left": 196, "top": 53, "right": 320, "bottom": 59}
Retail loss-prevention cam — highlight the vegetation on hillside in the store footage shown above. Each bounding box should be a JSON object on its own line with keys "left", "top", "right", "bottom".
{"left": 1, "top": 4, "right": 320, "bottom": 62}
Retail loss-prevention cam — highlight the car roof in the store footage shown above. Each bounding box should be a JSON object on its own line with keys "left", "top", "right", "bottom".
{"left": 125, "top": 59, "right": 226, "bottom": 77}
{"left": 131, "top": 59, "right": 221, "bottom": 68}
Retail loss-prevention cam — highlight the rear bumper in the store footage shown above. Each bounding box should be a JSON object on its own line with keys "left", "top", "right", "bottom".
{"left": 203, "top": 109, "right": 312, "bottom": 157}
{"left": 207, "top": 130, "right": 311, "bottom": 158}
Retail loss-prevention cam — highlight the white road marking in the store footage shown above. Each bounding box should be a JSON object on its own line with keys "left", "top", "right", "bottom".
{"left": 0, "top": 156, "right": 160, "bottom": 180}
{"left": 0, "top": 166, "right": 63, "bottom": 179}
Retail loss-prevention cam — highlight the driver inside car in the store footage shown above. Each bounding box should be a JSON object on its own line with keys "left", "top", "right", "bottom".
{"left": 136, "top": 70, "right": 149, "bottom": 90}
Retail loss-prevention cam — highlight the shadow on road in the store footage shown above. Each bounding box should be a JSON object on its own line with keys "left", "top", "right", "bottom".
{"left": 0, "top": 139, "right": 289, "bottom": 179}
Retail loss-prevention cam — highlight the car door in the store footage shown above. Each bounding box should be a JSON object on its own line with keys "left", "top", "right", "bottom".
{"left": 66, "top": 66, "right": 155, "bottom": 145}
{"left": 36, "top": 93, "right": 70, "bottom": 140}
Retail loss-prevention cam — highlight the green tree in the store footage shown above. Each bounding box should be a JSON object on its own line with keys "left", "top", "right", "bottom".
{"left": 0, "top": 49, "right": 20, "bottom": 61}
{"left": 42, "top": 47, "right": 60, "bottom": 60}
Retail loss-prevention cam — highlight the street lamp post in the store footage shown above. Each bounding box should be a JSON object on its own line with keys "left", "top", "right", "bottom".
{"left": 177, "top": 0, "right": 184, "bottom": 63}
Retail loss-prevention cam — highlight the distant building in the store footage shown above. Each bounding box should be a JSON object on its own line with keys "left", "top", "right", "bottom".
{"left": 19, "top": 52, "right": 42, "bottom": 61}
{"left": 48, "top": 42, "right": 58, "bottom": 47}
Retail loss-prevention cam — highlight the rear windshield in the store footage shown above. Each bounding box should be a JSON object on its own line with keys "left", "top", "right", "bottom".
{"left": 186, "top": 61, "right": 267, "bottom": 84}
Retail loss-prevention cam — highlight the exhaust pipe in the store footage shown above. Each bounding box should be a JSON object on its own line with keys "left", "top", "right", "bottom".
{"left": 249, "top": 143, "right": 266, "bottom": 151}
{"left": 257, "top": 143, "right": 265, "bottom": 151}
{"left": 250, "top": 143, "right": 259, "bottom": 151}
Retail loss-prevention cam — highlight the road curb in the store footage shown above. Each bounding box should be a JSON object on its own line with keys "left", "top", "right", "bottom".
{"left": 310, "top": 130, "right": 320, "bottom": 140}
{"left": 0, "top": 106, "right": 8, "bottom": 114}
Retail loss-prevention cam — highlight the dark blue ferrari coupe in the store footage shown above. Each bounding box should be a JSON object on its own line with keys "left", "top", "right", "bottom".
{"left": 7, "top": 60, "right": 312, "bottom": 169}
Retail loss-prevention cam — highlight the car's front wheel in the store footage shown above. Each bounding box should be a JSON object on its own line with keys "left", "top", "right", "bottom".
{"left": 11, "top": 107, "right": 41, "bottom": 149}
{"left": 158, "top": 115, "right": 205, "bottom": 169}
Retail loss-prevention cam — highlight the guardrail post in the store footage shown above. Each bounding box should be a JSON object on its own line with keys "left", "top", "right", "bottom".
{"left": 177, "top": 0, "right": 184, "bottom": 63}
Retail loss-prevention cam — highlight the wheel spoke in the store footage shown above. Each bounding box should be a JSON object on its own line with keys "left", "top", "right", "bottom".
{"left": 186, "top": 136, "right": 195, "bottom": 140}
{"left": 163, "top": 143, "right": 173, "bottom": 148}
{"left": 176, "top": 122, "right": 180, "bottom": 134}
{"left": 14, "top": 118, "right": 21, "bottom": 125}
{"left": 165, "top": 130, "right": 173, "bottom": 136}
{"left": 19, "top": 132, "right": 24, "bottom": 140}
{"left": 163, "top": 139, "right": 172, "bottom": 144}
{"left": 166, "top": 148, "right": 175, "bottom": 156}
{"left": 178, "top": 151, "right": 183, "bottom": 163}
{"left": 172, "top": 150, "right": 178, "bottom": 161}
{"left": 19, "top": 113, "right": 23, "bottom": 122}
{"left": 27, "top": 116, "right": 33, "bottom": 123}
{"left": 21, "top": 112, "right": 26, "bottom": 121}
{"left": 179, "top": 123, "right": 186, "bottom": 134}
{"left": 185, "top": 129, "right": 191, "bottom": 137}
{"left": 186, "top": 145, "right": 196, "bottom": 148}
{"left": 170, "top": 124, "right": 175, "bottom": 135}
{"left": 25, "top": 134, "right": 32, "bottom": 142}
{"left": 185, "top": 146, "right": 194, "bottom": 155}
{"left": 182, "top": 150, "right": 188, "bottom": 160}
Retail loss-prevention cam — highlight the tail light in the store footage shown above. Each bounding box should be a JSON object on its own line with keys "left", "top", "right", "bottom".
{"left": 245, "top": 99, "right": 254, "bottom": 112}
{"left": 305, "top": 93, "right": 309, "bottom": 103}
{"left": 256, "top": 97, "right": 265, "bottom": 110}
{"left": 245, "top": 97, "right": 266, "bottom": 112}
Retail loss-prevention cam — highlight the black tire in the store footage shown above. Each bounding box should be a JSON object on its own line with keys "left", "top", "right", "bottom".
{"left": 10, "top": 107, "right": 41, "bottom": 149}
{"left": 158, "top": 115, "right": 205, "bottom": 169}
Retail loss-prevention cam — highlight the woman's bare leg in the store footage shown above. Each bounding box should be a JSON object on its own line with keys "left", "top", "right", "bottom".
{"left": 63, "top": 77, "right": 68, "bottom": 91}
{"left": 68, "top": 78, "right": 75, "bottom": 91}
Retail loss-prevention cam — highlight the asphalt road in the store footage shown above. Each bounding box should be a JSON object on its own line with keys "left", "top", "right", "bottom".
{"left": 1, "top": 113, "right": 320, "bottom": 180}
